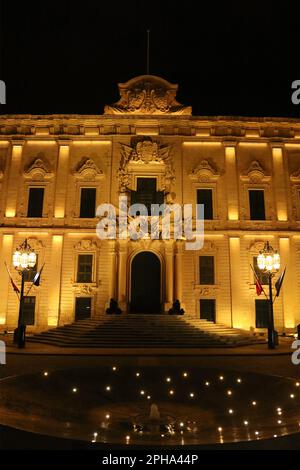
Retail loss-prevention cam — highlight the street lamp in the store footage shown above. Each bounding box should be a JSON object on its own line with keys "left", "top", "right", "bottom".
{"left": 257, "top": 241, "right": 280, "bottom": 349}
{"left": 12, "top": 239, "right": 37, "bottom": 348}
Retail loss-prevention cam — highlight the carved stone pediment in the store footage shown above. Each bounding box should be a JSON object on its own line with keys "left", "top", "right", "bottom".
{"left": 240, "top": 160, "right": 270, "bottom": 183}
{"left": 104, "top": 75, "right": 191, "bottom": 115}
{"left": 74, "top": 239, "right": 99, "bottom": 251}
{"left": 189, "top": 160, "right": 220, "bottom": 182}
{"left": 118, "top": 137, "right": 175, "bottom": 192}
{"left": 290, "top": 168, "right": 300, "bottom": 182}
{"left": 24, "top": 158, "right": 53, "bottom": 180}
{"left": 74, "top": 158, "right": 104, "bottom": 181}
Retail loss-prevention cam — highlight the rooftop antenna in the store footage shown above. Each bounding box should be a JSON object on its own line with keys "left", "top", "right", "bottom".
{"left": 146, "top": 29, "right": 150, "bottom": 74}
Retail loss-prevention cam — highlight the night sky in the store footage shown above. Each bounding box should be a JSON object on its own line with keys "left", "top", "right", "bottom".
{"left": 0, "top": 0, "right": 299, "bottom": 117}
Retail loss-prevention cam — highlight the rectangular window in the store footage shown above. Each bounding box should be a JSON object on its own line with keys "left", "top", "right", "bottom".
{"left": 80, "top": 188, "right": 96, "bottom": 218}
{"left": 253, "top": 256, "right": 269, "bottom": 285}
{"left": 200, "top": 299, "right": 216, "bottom": 322}
{"left": 75, "top": 297, "right": 92, "bottom": 321}
{"left": 197, "top": 189, "right": 213, "bottom": 220}
{"left": 23, "top": 296, "right": 36, "bottom": 325}
{"left": 199, "top": 256, "right": 215, "bottom": 285}
{"left": 131, "top": 178, "right": 164, "bottom": 213}
{"left": 255, "top": 299, "right": 269, "bottom": 328}
{"left": 23, "top": 254, "right": 38, "bottom": 282}
{"left": 27, "top": 188, "right": 44, "bottom": 217}
{"left": 77, "top": 254, "right": 93, "bottom": 283}
{"left": 249, "top": 189, "right": 265, "bottom": 220}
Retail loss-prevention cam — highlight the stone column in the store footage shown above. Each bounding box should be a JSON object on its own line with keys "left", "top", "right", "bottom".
{"left": 117, "top": 240, "right": 128, "bottom": 312}
{"left": 224, "top": 144, "right": 239, "bottom": 222}
{"left": 54, "top": 143, "right": 70, "bottom": 220}
{"left": 5, "top": 142, "right": 23, "bottom": 218}
{"left": 165, "top": 240, "right": 174, "bottom": 311}
{"left": 279, "top": 237, "right": 298, "bottom": 330}
{"left": 272, "top": 146, "right": 288, "bottom": 221}
{"left": 229, "top": 237, "right": 243, "bottom": 328}
{"left": 175, "top": 241, "right": 183, "bottom": 303}
{"left": 48, "top": 235, "right": 63, "bottom": 327}
{"left": 107, "top": 240, "right": 117, "bottom": 301}
{"left": 0, "top": 234, "right": 14, "bottom": 326}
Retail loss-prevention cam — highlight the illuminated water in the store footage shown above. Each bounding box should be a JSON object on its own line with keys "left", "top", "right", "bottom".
{"left": 1, "top": 367, "right": 300, "bottom": 446}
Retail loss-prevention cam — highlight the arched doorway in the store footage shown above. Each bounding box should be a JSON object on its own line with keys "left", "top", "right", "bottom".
{"left": 130, "top": 251, "right": 161, "bottom": 313}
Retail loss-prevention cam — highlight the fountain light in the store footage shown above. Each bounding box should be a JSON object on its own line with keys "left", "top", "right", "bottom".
{"left": 94, "top": 432, "right": 98, "bottom": 437}
{"left": 125, "top": 435, "right": 130, "bottom": 441}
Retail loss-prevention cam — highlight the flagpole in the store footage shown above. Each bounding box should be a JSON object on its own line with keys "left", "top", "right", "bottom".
{"left": 250, "top": 264, "right": 268, "bottom": 299}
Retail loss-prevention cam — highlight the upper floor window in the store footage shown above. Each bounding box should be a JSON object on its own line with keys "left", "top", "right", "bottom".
{"left": 197, "top": 189, "right": 213, "bottom": 220}
{"left": 199, "top": 255, "right": 215, "bottom": 285}
{"left": 80, "top": 188, "right": 96, "bottom": 218}
{"left": 131, "top": 178, "right": 164, "bottom": 213}
{"left": 77, "top": 254, "right": 93, "bottom": 283}
{"left": 27, "top": 187, "right": 44, "bottom": 218}
{"left": 249, "top": 189, "right": 265, "bottom": 220}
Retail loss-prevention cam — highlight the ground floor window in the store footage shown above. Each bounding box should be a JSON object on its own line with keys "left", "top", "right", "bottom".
{"left": 255, "top": 299, "right": 269, "bottom": 328}
{"left": 199, "top": 299, "right": 216, "bottom": 322}
{"left": 75, "top": 297, "right": 92, "bottom": 321}
{"left": 23, "top": 296, "right": 36, "bottom": 325}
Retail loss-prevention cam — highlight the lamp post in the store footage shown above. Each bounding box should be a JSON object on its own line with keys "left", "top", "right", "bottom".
{"left": 12, "top": 239, "right": 37, "bottom": 348}
{"left": 257, "top": 241, "right": 280, "bottom": 349}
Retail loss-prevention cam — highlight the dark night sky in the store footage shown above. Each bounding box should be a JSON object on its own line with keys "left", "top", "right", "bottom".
{"left": 0, "top": 0, "right": 299, "bottom": 117}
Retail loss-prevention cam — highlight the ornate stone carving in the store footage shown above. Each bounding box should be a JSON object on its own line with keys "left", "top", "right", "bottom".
{"left": 74, "top": 158, "right": 104, "bottom": 181}
{"left": 24, "top": 158, "right": 53, "bottom": 181}
{"left": 240, "top": 160, "right": 270, "bottom": 183}
{"left": 27, "top": 238, "right": 45, "bottom": 250}
{"left": 290, "top": 169, "right": 300, "bottom": 182}
{"left": 104, "top": 75, "right": 191, "bottom": 115}
{"left": 249, "top": 241, "right": 265, "bottom": 252}
{"left": 74, "top": 239, "right": 99, "bottom": 251}
{"left": 189, "top": 160, "right": 220, "bottom": 182}
{"left": 73, "top": 284, "right": 98, "bottom": 295}
{"left": 118, "top": 137, "right": 175, "bottom": 192}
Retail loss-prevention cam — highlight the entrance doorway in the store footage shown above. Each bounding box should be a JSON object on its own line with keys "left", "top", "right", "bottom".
{"left": 130, "top": 251, "right": 161, "bottom": 313}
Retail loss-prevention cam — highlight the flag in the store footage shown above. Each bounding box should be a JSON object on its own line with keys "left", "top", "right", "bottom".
{"left": 255, "top": 278, "right": 263, "bottom": 296}
{"left": 250, "top": 264, "right": 264, "bottom": 297}
{"left": 275, "top": 268, "right": 286, "bottom": 297}
{"left": 33, "top": 263, "right": 45, "bottom": 286}
{"left": 4, "top": 262, "right": 20, "bottom": 294}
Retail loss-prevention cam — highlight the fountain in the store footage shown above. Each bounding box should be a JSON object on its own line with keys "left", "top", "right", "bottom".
{"left": 133, "top": 403, "right": 175, "bottom": 435}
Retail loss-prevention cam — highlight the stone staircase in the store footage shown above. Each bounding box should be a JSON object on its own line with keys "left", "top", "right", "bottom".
{"left": 27, "top": 314, "right": 266, "bottom": 348}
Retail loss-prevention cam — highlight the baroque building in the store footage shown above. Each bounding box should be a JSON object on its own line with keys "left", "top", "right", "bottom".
{"left": 0, "top": 74, "right": 300, "bottom": 334}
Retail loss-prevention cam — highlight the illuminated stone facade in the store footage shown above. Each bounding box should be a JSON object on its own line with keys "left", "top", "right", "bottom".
{"left": 0, "top": 75, "right": 300, "bottom": 333}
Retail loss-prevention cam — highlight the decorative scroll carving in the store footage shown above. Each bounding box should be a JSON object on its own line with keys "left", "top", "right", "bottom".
{"left": 73, "top": 284, "right": 98, "bottom": 295}
{"left": 74, "top": 239, "right": 99, "bottom": 251}
{"left": 248, "top": 241, "right": 265, "bottom": 252}
{"left": 240, "top": 160, "right": 270, "bottom": 183}
{"left": 118, "top": 137, "right": 175, "bottom": 192}
{"left": 24, "top": 158, "right": 53, "bottom": 181}
{"left": 27, "top": 238, "right": 45, "bottom": 251}
{"left": 290, "top": 169, "right": 300, "bottom": 183}
{"left": 104, "top": 75, "right": 191, "bottom": 115}
{"left": 189, "top": 160, "right": 220, "bottom": 182}
{"left": 74, "top": 158, "right": 104, "bottom": 181}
